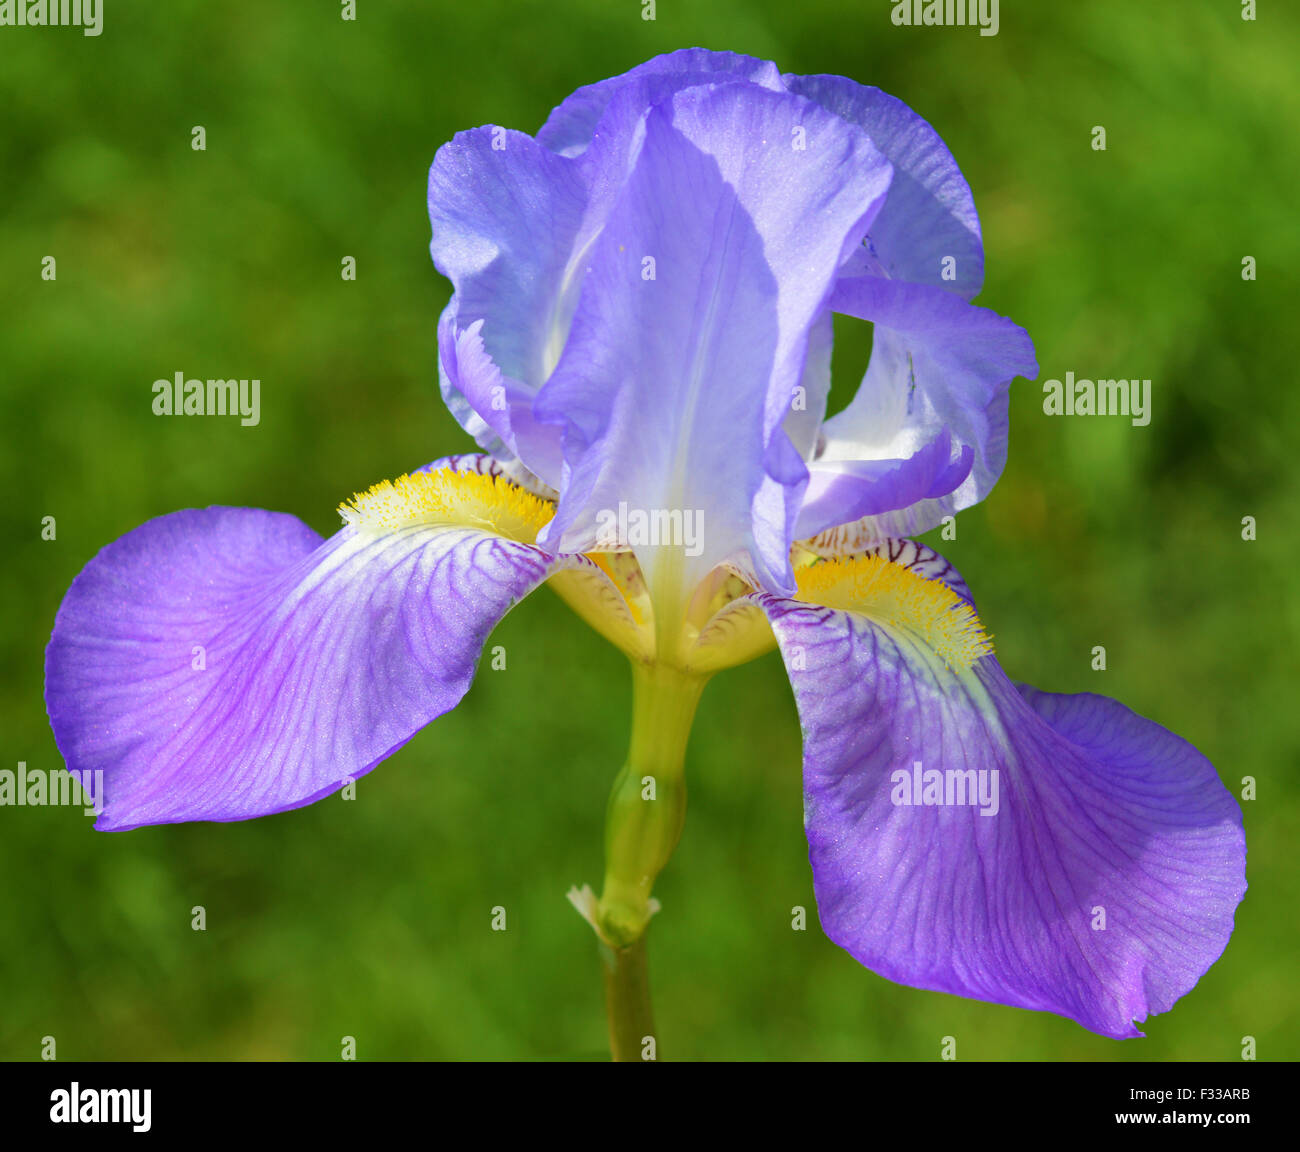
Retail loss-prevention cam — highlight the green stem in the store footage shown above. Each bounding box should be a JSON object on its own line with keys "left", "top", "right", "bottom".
{"left": 597, "top": 662, "right": 705, "bottom": 945}
{"left": 601, "top": 936, "right": 655, "bottom": 1062}
{"left": 594, "top": 659, "right": 706, "bottom": 1061}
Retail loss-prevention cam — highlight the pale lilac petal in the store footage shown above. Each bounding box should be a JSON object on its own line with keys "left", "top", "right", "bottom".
{"left": 428, "top": 124, "right": 591, "bottom": 483}
{"left": 430, "top": 52, "right": 1036, "bottom": 568}
{"left": 812, "top": 277, "right": 1037, "bottom": 539}
{"left": 533, "top": 82, "right": 893, "bottom": 593}
{"left": 437, "top": 314, "right": 566, "bottom": 485}
{"left": 795, "top": 427, "right": 973, "bottom": 540}
{"left": 784, "top": 73, "right": 983, "bottom": 297}
{"left": 784, "top": 309, "right": 833, "bottom": 464}
{"left": 536, "top": 48, "right": 784, "bottom": 156}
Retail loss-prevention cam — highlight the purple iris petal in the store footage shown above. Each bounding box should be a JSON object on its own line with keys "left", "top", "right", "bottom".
{"left": 430, "top": 50, "right": 1036, "bottom": 570}
{"left": 532, "top": 82, "right": 892, "bottom": 592}
{"left": 806, "top": 277, "right": 1038, "bottom": 540}
{"left": 45, "top": 491, "right": 567, "bottom": 831}
{"left": 427, "top": 123, "right": 593, "bottom": 486}
{"left": 783, "top": 73, "right": 984, "bottom": 298}
{"left": 756, "top": 544, "right": 1245, "bottom": 1038}
{"left": 784, "top": 309, "right": 834, "bottom": 464}
{"left": 538, "top": 51, "right": 983, "bottom": 297}
{"left": 785, "top": 73, "right": 1037, "bottom": 538}
{"left": 536, "top": 48, "right": 785, "bottom": 157}
{"left": 437, "top": 314, "right": 566, "bottom": 486}
{"left": 795, "top": 428, "right": 973, "bottom": 541}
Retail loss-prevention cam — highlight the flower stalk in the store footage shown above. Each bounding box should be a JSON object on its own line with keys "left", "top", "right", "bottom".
{"left": 600, "top": 936, "right": 655, "bottom": 1063}
{"left": 586, "top": 658, "right": 706, "bottom": 1059}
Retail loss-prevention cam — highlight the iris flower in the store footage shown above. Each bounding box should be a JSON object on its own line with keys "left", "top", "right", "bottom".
{"left": 45, "top": 49, "right": 1245, "bottom": 1057}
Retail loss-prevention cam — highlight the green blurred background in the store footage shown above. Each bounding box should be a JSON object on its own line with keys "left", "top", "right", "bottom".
{"left": 1, "top": 1, "right": 1295, "bottom": 1061}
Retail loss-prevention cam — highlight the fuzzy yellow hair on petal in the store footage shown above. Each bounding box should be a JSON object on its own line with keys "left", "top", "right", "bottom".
{"left": 339, "top": 469, "right": 552, "bottom": 542}
{"left": 795, "top": 554, "right": 993, "bottom": 673}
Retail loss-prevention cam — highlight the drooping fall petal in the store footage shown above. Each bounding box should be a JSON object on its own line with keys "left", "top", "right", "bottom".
{"left": 45, "top": 460, "right": 590, "bottom": 830}
{"left": 756, "top": 541, "right": 1245, "bottom": 1037}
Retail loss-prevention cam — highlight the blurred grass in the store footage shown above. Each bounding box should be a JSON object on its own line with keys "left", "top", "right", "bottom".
{"left": 1, "top": 0, "right": 1295, "bottom": 1060}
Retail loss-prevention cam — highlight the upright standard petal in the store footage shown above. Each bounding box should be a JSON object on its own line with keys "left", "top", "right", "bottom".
{"left": 533, "top": 82, "right": 893, "bottom": 596}
{"left": 538, "top": 50, "right": 983, "bottom": 301}
{"left": 535, "top": 48, "right": 784, "bottom": 157}
{"left": 801, "top": 278, "right": 1038, "bottom": 540}
{"left": 782, "top": 73, "right": 1033, "bottom": 539}
{"left": 431, "top": 52, "right": 1034, "bottom": 557}
{"left": 45, "top": 463, "right": 587, "bottom": 830}
{"left": 429, "top": 124, "right": 594, "bottom": 484}
{"left": 755, "top": 543, "right": 1245, "bottom": 1038}
{"left": 795, "top": 426, "right": 973, "bottom": 542}
{"left": 784, "top": 73, "right": 984, "bottom": 298}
